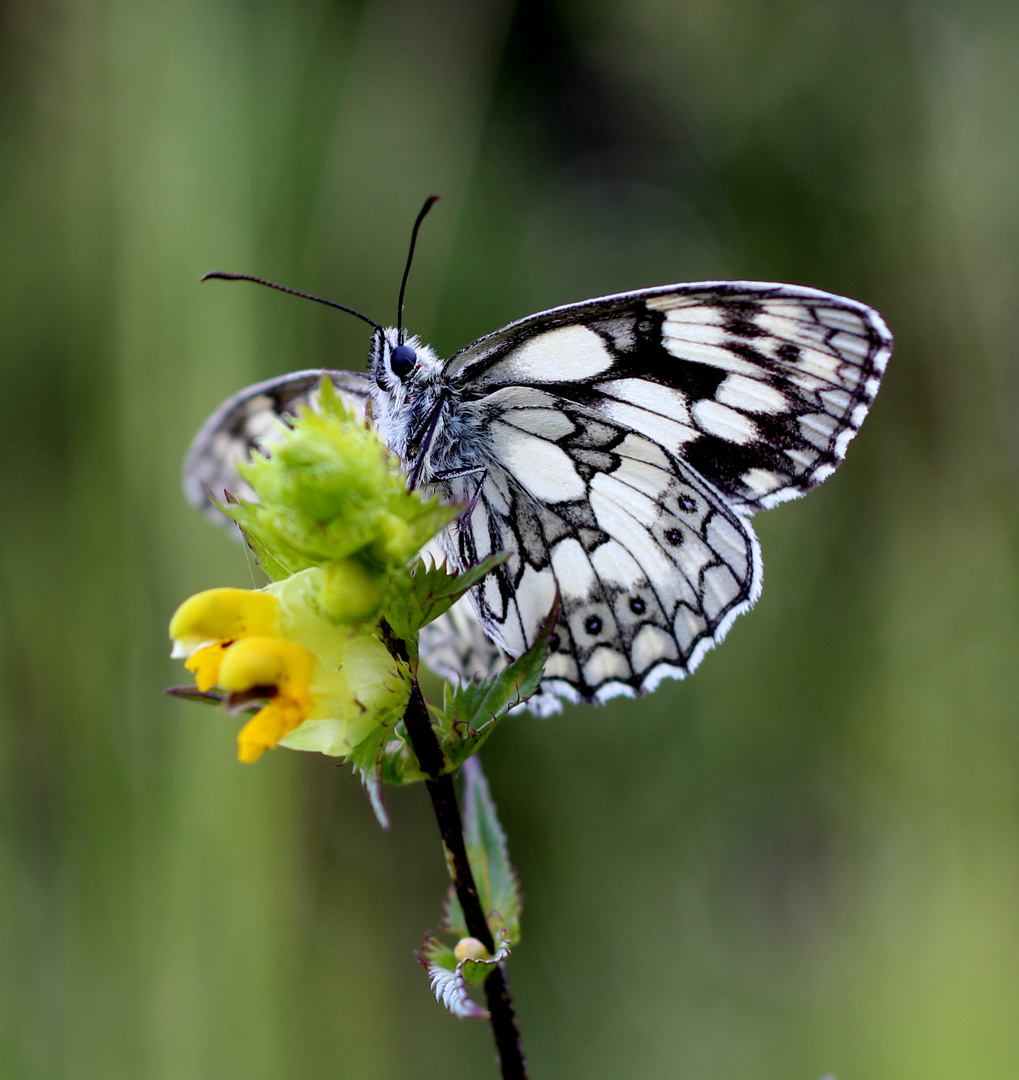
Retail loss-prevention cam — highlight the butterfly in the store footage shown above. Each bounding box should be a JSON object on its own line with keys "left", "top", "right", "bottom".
{"left": 185, "top": 219, "right": 891, "bottom": 715}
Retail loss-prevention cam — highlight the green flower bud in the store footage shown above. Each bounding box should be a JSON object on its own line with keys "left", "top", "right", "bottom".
{"left": 453, "top": 937, "right": 492, "bottom": 963}
{"left": 224, "top": 379, "right": 461, "bottom": 578}
{"left": 318, "top": 557, "right": 386, "bottom": 624}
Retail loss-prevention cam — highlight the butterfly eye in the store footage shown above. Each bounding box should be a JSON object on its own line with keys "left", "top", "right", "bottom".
{"left": 390, "top": 344, "right": 416, "bottom": 379}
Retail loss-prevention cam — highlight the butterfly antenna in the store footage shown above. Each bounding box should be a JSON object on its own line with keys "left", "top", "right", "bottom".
{"left": 397, "top": 195, "right": 440, "bottom": 343}
{"left": 201, "top": 272, "right": 382, "bottom": 332}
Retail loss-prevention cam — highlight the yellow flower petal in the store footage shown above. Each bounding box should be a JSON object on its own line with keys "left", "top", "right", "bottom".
{"left": 169, "top": 588, "right": 280, "bottom": 658}
{"left": 218, "top": 638, "right": 318, "bottom": 764}
{"left": 217, "top": 636, "right": 315, "bottom": 699}
{"left": 237, "top": 698, "right": 307, "bottom": 763}
{"left": 184, "top": 642, "right": 228, "bottom": 692}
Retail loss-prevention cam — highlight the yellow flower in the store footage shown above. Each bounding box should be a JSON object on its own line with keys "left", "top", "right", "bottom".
{"left": 169, "top": 571, "right": 411, "bottom": 763}
{"left": 217, "top": 637, "right": 315, "bottom": 763}
{"left": 168, "top": 586, "right": 280, "bottom": 651}
{"left": 170, "top": 380, "right": 467, "bottom": 771}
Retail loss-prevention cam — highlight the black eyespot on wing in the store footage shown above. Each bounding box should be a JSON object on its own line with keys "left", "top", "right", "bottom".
{"left": 664, "top": 528, "right": 683, "bottom": 546}
{"left": 391, "top": 344, "right": 416, "bottom": 378}
{"left": 584, "top": 615, "right": 602, "bottom": 635}
{"left": 629, "top": 596, "right": 646, "bottom": 615}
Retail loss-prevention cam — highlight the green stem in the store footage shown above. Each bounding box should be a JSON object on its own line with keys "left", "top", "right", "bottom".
{"left": 401, "top": 677, "right": 528, "bottom": 1080}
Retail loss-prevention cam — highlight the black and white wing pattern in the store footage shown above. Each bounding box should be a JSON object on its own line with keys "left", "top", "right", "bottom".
{"left": 444, "top": 403, "right": 761, "bottom": 704}
{"left": 183, "top": 369, "right": 372, "bottom": 518}
{"left": 184, "top": 279, "right": 891, "bottom": 712}
{"left": 445, "top": 282, "right": 890, "bottom": 511}
{"left": 438, "top": 281, "right": 891, "bottom": 703}
{"left": 417, "top": 585, "right": 567, "bottom": 717}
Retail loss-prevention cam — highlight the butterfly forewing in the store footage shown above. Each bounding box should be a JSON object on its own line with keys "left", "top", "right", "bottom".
{"left": 447, "top": 282, "right": 892, "bottom": 512}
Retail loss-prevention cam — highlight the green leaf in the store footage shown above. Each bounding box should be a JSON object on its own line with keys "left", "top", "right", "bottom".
{"left": 444, "top": 757, "right": 522, "bottom": 946}
{"left": 386, "top": 552, "right": 508, "bottom": 643}
{"left": 346, "top": 725, "right": 391, "bottom": 828}
{"left": 420, "top": 932, "right": 511, "bottom": 1020}
{"left": 433, "top": 600, "right": 557, "bottom": 772}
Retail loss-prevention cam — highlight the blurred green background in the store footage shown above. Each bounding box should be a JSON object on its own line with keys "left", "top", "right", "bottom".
{"left": 2, "top": 0, "right": 1019, "bottom": 1077}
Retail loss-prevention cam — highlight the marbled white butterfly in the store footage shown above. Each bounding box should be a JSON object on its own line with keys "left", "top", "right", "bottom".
{"left": 186, "top": 206, "right": 892, "bottom": 715}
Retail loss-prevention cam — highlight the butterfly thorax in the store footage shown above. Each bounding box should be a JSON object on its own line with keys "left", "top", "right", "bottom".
{"left": 369, "top": 328, "right": 486, "bottom": 490}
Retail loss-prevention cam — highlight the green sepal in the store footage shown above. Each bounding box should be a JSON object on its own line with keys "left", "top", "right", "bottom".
{"left": 206, "top": 491, "right": 295, "bottom": 581}
{"left": 443, "top": 757, "right": 521, "bottom": 946}
{"left": 238, "top": 524, "right": 295, "bottom": 582}
{"left": 420, "top": 935, "right": 458, "bottom": 970}
{"left": 386, "top": 553, "right": 508, "bottom": 645}
{"left": 378, "top": 724, "right": 427, "bottom": 786}
{"left": 348, "top": 721, "right": 426, "bottom": 787}
{"left": 432, "top": 601, "right": 557, "bottom": 773}
{"left": 460, "top": 951, "right": 502, "bottom": 987}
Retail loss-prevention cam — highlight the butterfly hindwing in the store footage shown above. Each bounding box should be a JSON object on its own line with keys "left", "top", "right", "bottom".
{"left": 447, "top": 398, "right": 760, "bottom": 703}
{"left": 183, "top": 369, "right": 371, "bottom": 517}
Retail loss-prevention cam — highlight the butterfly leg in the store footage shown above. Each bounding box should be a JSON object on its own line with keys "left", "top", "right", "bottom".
{"left": 427, "top": 465, "right": 490, "bottom": 527}
{"left": 432, "top": 465, "right": 488, "bottom": 484}
{"left": 441, "top": 467, "right": 489, "bottom": 520}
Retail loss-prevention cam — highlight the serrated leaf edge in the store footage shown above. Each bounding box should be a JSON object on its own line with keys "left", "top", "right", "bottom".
{"left": 419, "top": 932, "right": 511, "bottom": 1020}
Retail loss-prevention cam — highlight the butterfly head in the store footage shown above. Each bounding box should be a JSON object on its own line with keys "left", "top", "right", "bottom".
{"left": 371, "top": 327, "right": 443, "bottom": 391}
{"left": 369, "top": 327, "right": 447, "bottom": 458}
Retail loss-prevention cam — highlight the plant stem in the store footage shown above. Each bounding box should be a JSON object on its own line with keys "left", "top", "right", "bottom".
{"left": 402, "top": 677, "right": 529, "bottom": 1080}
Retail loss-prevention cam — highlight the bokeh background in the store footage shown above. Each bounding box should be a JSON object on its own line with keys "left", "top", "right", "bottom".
{"left": 3, "top": 0, "right": 1019, "bottom": 1077}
